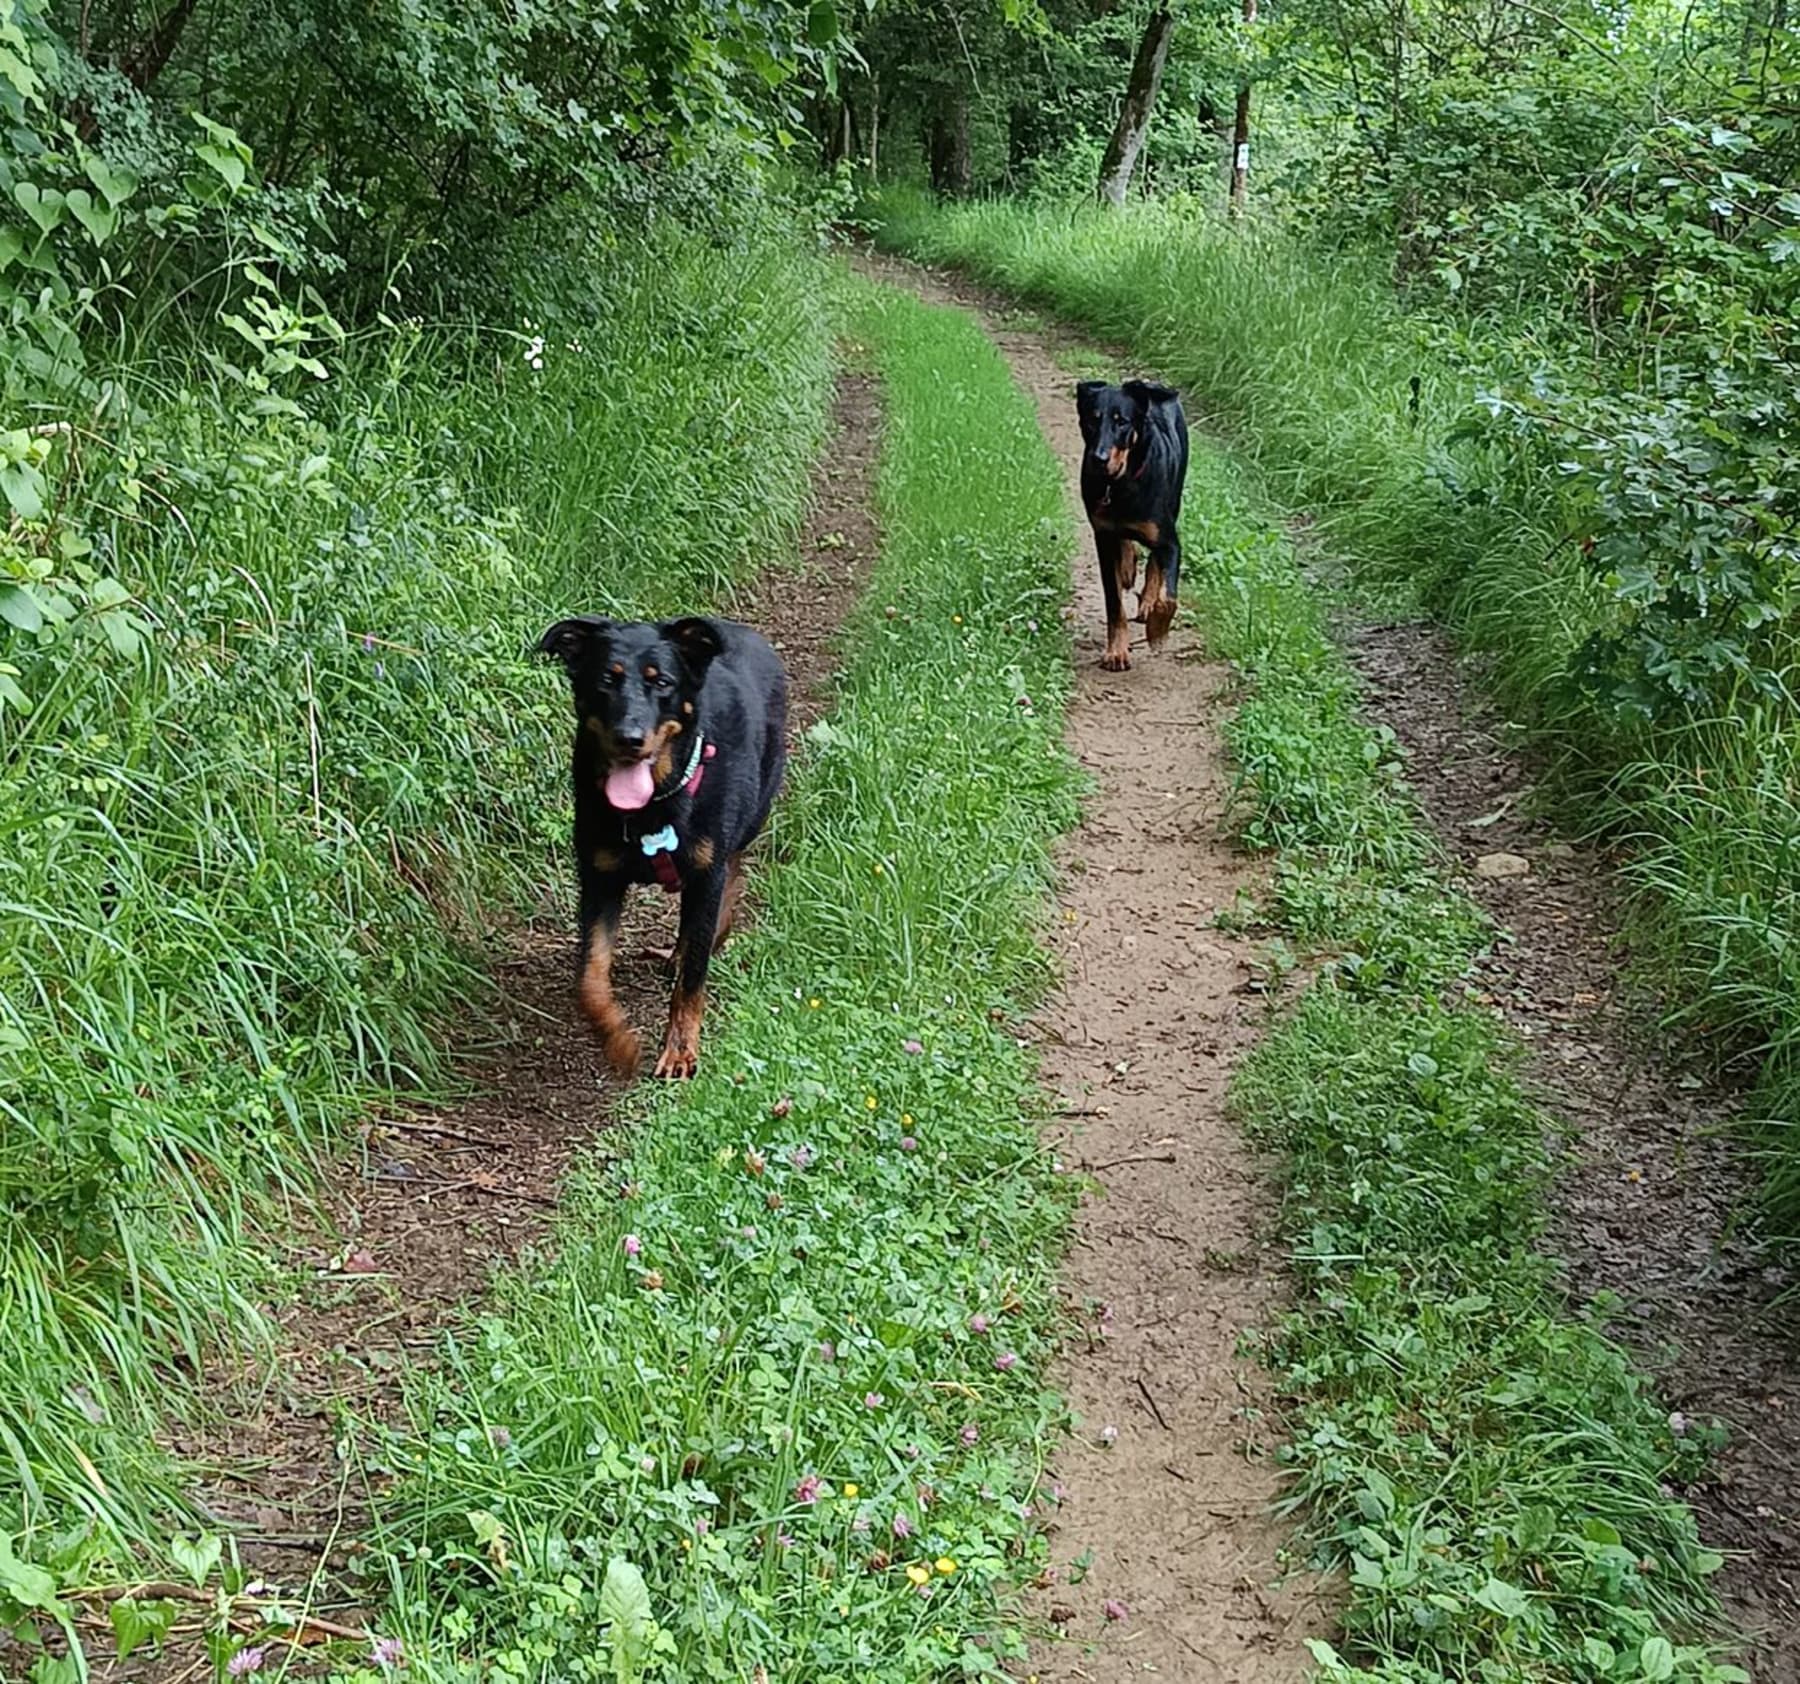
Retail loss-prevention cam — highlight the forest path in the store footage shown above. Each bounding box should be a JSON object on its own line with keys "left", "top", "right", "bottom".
{"left": 857, "top": 253, "right": 1321, "bottom": 1679}
{"left": 110, "top": 376, "right": 885, "bottom": 1678}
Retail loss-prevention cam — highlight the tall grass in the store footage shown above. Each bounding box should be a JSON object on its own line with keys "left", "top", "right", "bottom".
{"left": 0, "top": 231, "right": 833, "bottom": 1565}
{"left": 357, "top": 276, "right": 1084, "bottom": 1680}
{"left": 874, "top": 189, "right": 1800, "bottom": 1236}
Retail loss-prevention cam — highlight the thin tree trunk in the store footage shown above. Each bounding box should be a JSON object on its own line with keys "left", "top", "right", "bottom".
{"left": 76, "top": 0, "right": 199, "bottom": 140}
{"left": 1228, "top": 0, "right": 1258, "bottom": 216}
{"left": 869, "top": 76, "right": 880, "bottom": 178}
{"left": 1096, "top": 7, "right": 1175, "bottom": 208}
{"left": 929, "top": 91, "right": 972, "bottom": 197}
{"left": 119, "top": 0, "right": 199, "bottom": 93}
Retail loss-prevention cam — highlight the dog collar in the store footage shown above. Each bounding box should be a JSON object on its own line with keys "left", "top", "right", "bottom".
{"left": 651, "top": 731, "right": 713, "bottom": 803}
{"left": 634, "top": 733, "right": 717, "bottom": 894}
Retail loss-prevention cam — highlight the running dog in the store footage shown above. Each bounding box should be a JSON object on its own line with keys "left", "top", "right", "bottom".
{"left": 537, "top": 615, "right": 788, "bottom": 1079}
{"left": 1074, "top": 379, "right": 1190, "bottom": 671}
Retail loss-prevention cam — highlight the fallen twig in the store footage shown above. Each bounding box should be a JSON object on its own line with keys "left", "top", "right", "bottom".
{"left": 1135, "top": 1373, "right": 1172, "bottom": 1431}
{"left": 1086, "top": 1151, "right": 1177, "bottom": 1173}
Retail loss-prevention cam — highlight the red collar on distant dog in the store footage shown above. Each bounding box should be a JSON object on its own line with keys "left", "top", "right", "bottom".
{"left": 1099, "top": 454, "right": 1150, "bottom": 510}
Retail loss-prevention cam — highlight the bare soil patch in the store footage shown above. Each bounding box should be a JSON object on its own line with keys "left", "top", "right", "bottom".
{"left": 859, "top": 251, "right": 1318, "bottom": 1680}
{"left": 1349, "top": 617, "right": 1800, "bottom": 1675}
{"left": 104, "top": 373, "right": 883, "bottom": 1674}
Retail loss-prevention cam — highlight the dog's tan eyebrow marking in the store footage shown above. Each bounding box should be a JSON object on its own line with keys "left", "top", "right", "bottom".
{"left": 609, "top": 661, "right": 625, "bottom": 676}
{"left": 642, "top": 664, "right": 659, "bottom": 679}
{"left": 681, "top": 701, "right": 695, "bottom": 716}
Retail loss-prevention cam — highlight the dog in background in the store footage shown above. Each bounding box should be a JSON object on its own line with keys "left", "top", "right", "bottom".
{"left": 538, "top": 614, "right": 787, "bottom": 1079}
{"left": 1074, "top": 379, "right": 1189, "bottom": 671}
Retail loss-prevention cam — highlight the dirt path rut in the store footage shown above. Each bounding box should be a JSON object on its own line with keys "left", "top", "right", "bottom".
{"left": 859, "top": 256, "right": 1315, "bottom": 1678}
{"left": 113, "top": 375, "right": 884, "bottom": 1678}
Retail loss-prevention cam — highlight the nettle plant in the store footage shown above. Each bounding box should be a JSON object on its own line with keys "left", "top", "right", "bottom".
{"left": 0, "top": 0, "right": 340, "bottom": 720}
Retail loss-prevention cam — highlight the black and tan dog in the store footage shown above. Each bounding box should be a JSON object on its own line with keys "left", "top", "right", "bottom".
{"left": 538, "top": 615, "right": 787, "bottom": 1079}
{"left": 1075, "top": 379, "right": 1190, "bottom": 670}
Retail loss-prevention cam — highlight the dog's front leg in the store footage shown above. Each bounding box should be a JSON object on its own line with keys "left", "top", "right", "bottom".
{"left": 655, "top": 863, "right": 727, "bottom": 1079}
{"left": 578, "top": 874, "right": 640, "bottom": 1076}
{"left": 1094, "top": 529, "right": 1132, "bottom": 671}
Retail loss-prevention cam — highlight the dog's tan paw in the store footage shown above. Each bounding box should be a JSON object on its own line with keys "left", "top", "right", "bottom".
{"left": 653, "top": 1043, "right": 698, "bottom": 1080}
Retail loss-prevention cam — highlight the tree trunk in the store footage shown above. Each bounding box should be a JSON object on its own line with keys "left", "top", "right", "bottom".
{"left": 1228, "top": 0, "right": 1258, "bottom": 216}
{"left": 869, "top": 75, "right": 880, "bottom": 179}
{"left": 928, "top": 91, "right": 972, "bottom": 197}
{"left": 120, "top": 0, "right": 200, "bottom": 93}
{"left": 1096, "top": 7, "right": 1175, "bottom": 208}
{"left": 76, "top": 0, "right": 200, "bottom": 140}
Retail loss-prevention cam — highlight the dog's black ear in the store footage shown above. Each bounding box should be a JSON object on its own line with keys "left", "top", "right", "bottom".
{"left": 660, "top": 617, "right": 725, "bottom": 679}
{"left": 1122, "top": 379, "right": 1178, "bottom": 409}
{"left": 537, "top": 615, "right": 610, "bottom": 672}
{"left": 1075, "top": 380, "right": 1104, "bottom": 439}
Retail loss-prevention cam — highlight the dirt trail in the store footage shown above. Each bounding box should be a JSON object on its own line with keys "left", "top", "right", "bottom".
{"left": 114, "top": 375, "right": 883, "bottom": 1674}
{"left": 860, "top": 253, "right": 1317, "bottom": 1679}
{"left": 1348, "top": 619, "right": 1800, "bottom": 1675}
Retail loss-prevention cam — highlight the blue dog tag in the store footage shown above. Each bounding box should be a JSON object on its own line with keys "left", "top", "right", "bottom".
{"left": 640, "top": 824, "right": 679, "bottom": 857}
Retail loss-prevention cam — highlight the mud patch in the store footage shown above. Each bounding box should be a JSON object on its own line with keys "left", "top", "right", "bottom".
{"left": 1349, "top": 616, "right": 1800, "bottom": 1673}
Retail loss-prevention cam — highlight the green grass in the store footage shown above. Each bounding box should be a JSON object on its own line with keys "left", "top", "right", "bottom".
{"left": 870, "top": 201, "right": 1748, "bottom": 1680}
{"left": 343, "top": 275, "right": 1085, "bottom": 1682}
{"left": 0, "top": 230, "right": 833, "bottom": 1573}
{"left": 871, "top": 189, "right": 1800, "bottom": 1241}
{"left": 1183, "top": 436, "right": 1746, "bottom": 1682}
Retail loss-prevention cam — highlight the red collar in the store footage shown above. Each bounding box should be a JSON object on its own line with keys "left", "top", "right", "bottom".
{"left": 640, "top": 740, "right": 717, "bottom": 894}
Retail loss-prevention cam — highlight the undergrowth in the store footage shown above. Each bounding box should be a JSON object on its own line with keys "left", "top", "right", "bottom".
{"left": 348, "top": 278, "right": 1084, "bottom": 1681}
{"left": 872, "top": 190, "right": 1800, "bottom": 1241}
{"left": 0, "top": 229, "right": 832, "bottom": 1574}
{"left": 1182, "top": 435, "right": 1743, "bottom": 1680}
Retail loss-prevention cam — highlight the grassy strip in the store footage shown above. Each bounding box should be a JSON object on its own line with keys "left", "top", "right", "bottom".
{"left": 1, "top": 231, "right": 831, "bottom": 1570}
{"left": 1183, "top": 420, "right": 1741, "bottom": 1681}
{"left": 869, "top": 222, "right": 1743, "bottom": 1679}
{"left": 355, "top": 277, "right": 1082, "bottom": 1682}
{"left": 870, "top": 190, "right": 1800, "bottom": 1237}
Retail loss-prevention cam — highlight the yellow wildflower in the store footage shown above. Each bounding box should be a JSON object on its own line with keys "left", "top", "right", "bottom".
{"left": 864, "top": 1094, "right": 878, "bottom": 1111}
{"left": 905, "top": 1564, "right": 932, "bottom": 1586}
{"left": 935, "top": 1557, "right": 957, "bottom": 1576}
{"left": 842, "top": 1483, "right": 859, "bottom": 1499}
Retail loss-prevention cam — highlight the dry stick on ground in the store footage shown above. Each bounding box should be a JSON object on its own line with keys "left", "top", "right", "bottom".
{"left": 1085, "top": 1151, "right": 1178, "bottom": 1172}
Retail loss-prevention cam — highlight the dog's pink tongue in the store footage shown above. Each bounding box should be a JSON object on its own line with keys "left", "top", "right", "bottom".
{"left": 604, "top": 760, "right": 655, "bottom": 811}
